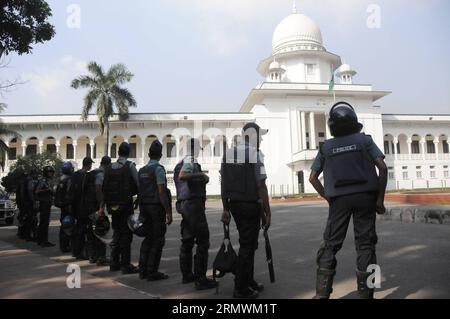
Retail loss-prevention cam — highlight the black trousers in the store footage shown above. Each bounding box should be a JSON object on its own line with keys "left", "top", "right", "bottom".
{"left": 110, "top": 203, "right": 134, "bottom": 267}
{"left": 59, "top": 206, "right": 73, "bottom": 252}
{"left": 229, "top": 201, "right": 261, "bottom": 291}
{"left": 139, "top": 204, "right": 167, "bottom": 274}
{"left": 36, "top": 201, "right": 52, "bottom": 244}
{"left": 72, "top": 215, "right": 106, "bottom": 260}
{"left": 22, "top": 203, "right": 37, "bottom": 240}
{"left": 317, "top": 192, "right": 378, "bottom": 272}
{"left": 179, "top": 198, "right": 210, "bottom": 279}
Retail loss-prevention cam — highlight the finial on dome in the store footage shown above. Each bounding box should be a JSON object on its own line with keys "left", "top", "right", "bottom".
{"left": 293, "top": 1, "right": 298, "bottom": 14}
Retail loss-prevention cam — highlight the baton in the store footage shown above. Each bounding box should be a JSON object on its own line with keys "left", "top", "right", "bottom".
{"left": 263, "top": 229, "right": 275, "bottom": 283}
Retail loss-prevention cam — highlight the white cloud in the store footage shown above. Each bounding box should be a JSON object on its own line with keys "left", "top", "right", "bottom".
{"left": 24, "top": 55, "right": 87, "bottom": 98}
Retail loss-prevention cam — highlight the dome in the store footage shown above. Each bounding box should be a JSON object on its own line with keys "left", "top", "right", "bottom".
{"left": 269, "top": 60, "right": 282, "bottom": 70}
{"left": 336, "top": 64, "right": 357, "bottom": 76}
{"left": 272, "top": 13, "right": 323, "bottom": 54}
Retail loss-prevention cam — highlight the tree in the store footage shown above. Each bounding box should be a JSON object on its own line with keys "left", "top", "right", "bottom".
{"left": 0, "top": 103, "right": 20, "bottom": 169}
{"left": 71, "top": 62, "right": 137, "bottom": 156}
{"left": 1, "top": 151, "right": 63, "bottom": 193}
{"left": 0, "top": 0, "right": 55, "bottom": 59}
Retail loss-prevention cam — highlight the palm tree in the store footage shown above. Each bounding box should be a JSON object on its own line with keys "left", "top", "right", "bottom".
{"left": 0, "top": 103, "right": 20, "bottom": 170}
{"left": 71, "top": 62, "right": 137, "bottom": 156}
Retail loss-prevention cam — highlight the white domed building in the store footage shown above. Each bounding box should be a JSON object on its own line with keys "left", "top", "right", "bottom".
{"left": 2, "top": 8, "right": 450, "bottom": 195}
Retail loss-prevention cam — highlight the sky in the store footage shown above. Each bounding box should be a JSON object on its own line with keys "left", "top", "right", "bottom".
{"left": 1, "top": 0, "right": 449, "bottom": 115}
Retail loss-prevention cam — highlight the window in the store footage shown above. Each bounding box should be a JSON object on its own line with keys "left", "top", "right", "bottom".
{"left": 8, "top": 148, "right": 17, "bottom": 160}
{"left": 47, "top": 144, "right": 56, "bottom": 154}
{"left": 166, "top": 142, "right": 176, "bottom": 158}
{"left": 318, "top": 132, "right": 325, "bottom": 138}
{"left": 66, "top": 144, "right": 74, "bottom": 159}
{"left": 416, "top": 171, "right": 422, "bottom": 179}
{"left": 129, "top": 143, "right": 137, "bottom": 158}
{"left": 93, "top": 144, "right": 97, "bottom": 159}
{"left": 306, "top": 64, "right": 316, "bottom": 76}
{"left": 384, "top": 141, "right": 390, "bottom": 154}
{"left": 26, "top": 145, "right": 37, "bottom": 156}
{"left": 411, "top": 141, "right": 420, "bottom": 154}
{"left": 443, "top": 140, "right": 449, "bottom": 154}
{"left": 402, "top": 172, "right": 409, "bottom": 180}
{"left": 110, "top": 143, "right": 117, "bottom": 159}
{"left": 426, "top": 141, "right": 435, "bottom": 153}
{"left": 388, "top": 172, "right": 395, "bottom": 180}
{"left": 430, "top": 166, "right": 436, "bottom": 179}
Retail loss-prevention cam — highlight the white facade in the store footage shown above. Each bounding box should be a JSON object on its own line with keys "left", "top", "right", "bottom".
{"left": 1, "top": 9, "right": 449, "bottom": 195}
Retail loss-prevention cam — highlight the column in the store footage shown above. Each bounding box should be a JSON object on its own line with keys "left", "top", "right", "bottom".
{"left": 300, "top": 112, "right": 307, "bottom": 150}
{"left": 325, "top": 113, "right": 331, "bottom": 139}
{"left": 393, "top": 137, "right": 398, "bottom": 160}
{"left": 210, "top": 140, "right": 214, "bottom": 163}
{"left": 407, "top": 138, "right": 412, "bottom": 160}
{"left": 141, "top": 142, "right": 146, "bottom": 163}
{"left": 420, "top": 138, "right": 426, "bottom": 160}
{"left": 22, "top": 142, "right": 26, "bottom": 157}
{"left": 89, "top": 139, "right": 95, "bottom": 159}
{"left": 38, "top": 141, "right": 44, "bottom": 154}
{"left": 309, "top": 112, "right": 316, "bottom": 150}
{"left": 175, "top": 139, "right": 180, "bottom": 162}
{"left": 73, "top": 141, "right": 78, "bottom": 161}
{"left": 56, "top": 141, "right": 61, "bottom": 155}
{"left": 434, "top": 137, "right": 440, "bottom": 160}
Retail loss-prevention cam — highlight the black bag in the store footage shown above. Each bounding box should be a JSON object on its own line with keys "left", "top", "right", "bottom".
{"left": 213, "top": 224, "right": 237, "bottom": 284}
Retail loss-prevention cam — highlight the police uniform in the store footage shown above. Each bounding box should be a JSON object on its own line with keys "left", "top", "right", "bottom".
{"left": 311, "top": 132, "right": 384, "bottom": 298}
{"left": 57, "top": 174, "right": 73, "bottom": 252}
{"left": 138, "top": 159, "right": 168, "bottom": 279}
{"left": 221, "top": 142, "right": 267, "bottom": 294}
{"left": 103, "top": 156, "right": 139, "bottom": 272}
{"left": 74, "top": 167, "right": 107, "bottom": 263}
{"left": 24, "top": 175, "right": 39, "bottom": 241}
{"left": 16, "top": 173, "right": 28, "bottom": 239}
{"left": 35, "top": 176, "right": 54, "bottom": 245}
{"left": 175, "top": 155, "right": 211, "bottom": 283}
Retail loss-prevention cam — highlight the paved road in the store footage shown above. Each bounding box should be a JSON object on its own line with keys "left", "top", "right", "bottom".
{"left": 1, "top": 201, "right": 450, "bottom": 299}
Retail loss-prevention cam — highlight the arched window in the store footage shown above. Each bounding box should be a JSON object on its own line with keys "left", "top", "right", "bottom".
{"left": 47, "top": 144, "right": 57, "bottom": 154}
{"left": 66, "top": 144, "right": 74, "bottom": 159}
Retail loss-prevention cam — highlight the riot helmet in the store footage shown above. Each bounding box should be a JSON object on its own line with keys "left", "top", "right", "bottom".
{"left": 43, "top": 166, "right": 55, "bottom": 178}
{"left": 92, "top": 214, "right": 113, "bottom": 244}
{"left": 127, "top": 214, "right": 148, "bottom": 237}
{"left": 328, "top": 102, "right": 363, "bottom": 137}
{"left": 61, "top": 215, "right": 76, "bottom": 236}
{"left": 61, "top": 162, "right": 74, "bottom": 175}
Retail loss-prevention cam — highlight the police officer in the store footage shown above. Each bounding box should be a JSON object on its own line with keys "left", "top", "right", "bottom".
{"left": 90, "top": 155, "right": 112, "bottom": 266}
{"left": 221, "top": 123, "right": 271, "bottom": 299}
{"left": 35, "top": 166, "right": 56, "bottom": 247}
{"left": 174, "top": 138, "right": 217, "bottom": 290}
{"left": 138, "top": 140, "right": 173, "bottom": 281}
{"left": 15, "top": 169, "right": 28, "bottom": 239}
{"left": 22, "top": 168, "right": 39, "bottom": 241}
{"left": 103, "top": 142, "right": 139, "bottom": 274}
{"left": 71, "top": 157, "right": 94, "bottom": 260}
{"left": 54, "top": 162, "right": 74, "bottom": 253}
{"left": 309, "top": 102, "right": 388, "bottom": 299}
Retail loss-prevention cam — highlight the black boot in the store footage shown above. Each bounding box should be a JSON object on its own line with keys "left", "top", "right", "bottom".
{"left": 180, "top": 250, "right": 194, "bottom": 284}
{"left": 313, "top": 268, "right": 336, "bottom": 299}
{"left": 109, "top": 244, "right": 121, "bottom": 272}
{"left": 193, "top": 254, "right": 217, "bottom": 290}
{"left": 356, "top": 270, "right": 374, "bottom": 299}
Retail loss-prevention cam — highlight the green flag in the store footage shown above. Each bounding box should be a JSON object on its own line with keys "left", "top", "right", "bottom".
{"left": 328, "top": 69, "right": 336, "bottom": 93}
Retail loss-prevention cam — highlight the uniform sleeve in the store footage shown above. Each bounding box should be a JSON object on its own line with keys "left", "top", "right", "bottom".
{"left": 364, "top": 135, "right": 385, "bottom": 160}
{"left": 254, "top": 151, "right": 267, "bottom": 181}
{"left": 310, "top": 151, "right": 324, "bottom": 172}
{"left": 155, "top": 166, "right": 167, "bottom": 185}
